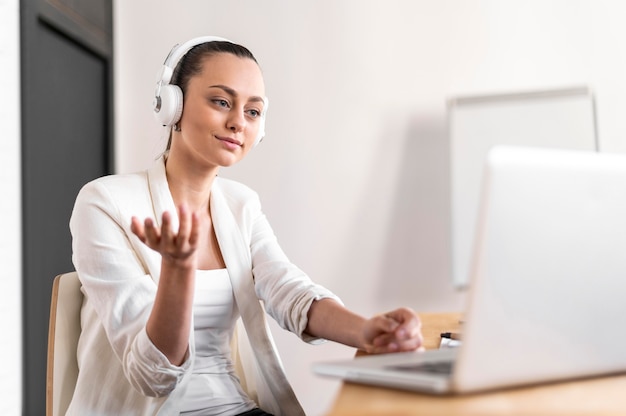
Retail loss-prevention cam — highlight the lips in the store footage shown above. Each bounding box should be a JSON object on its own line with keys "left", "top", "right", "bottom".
{"left": 217, "top": 136, "right": 242, "bottom": 147}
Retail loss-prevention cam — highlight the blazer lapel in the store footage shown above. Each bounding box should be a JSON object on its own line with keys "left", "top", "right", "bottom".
{"left": 211, "top": 181, "right": 305, "bottom": 416}
{"left": 146, "top": 156, "right": 196, "bottom": 415}
{"left": 147, "top": 155, "right": 178, "bottom": 231}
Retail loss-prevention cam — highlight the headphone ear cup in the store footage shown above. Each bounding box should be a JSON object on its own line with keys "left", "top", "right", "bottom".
{"left": 253, "top": 114, "right": 266, "bottom": 147}
{"left": 154, "top": 84, "right": 183, "bottom": 127}
{"left": 253, "top": 97, "right": 268, "bottom": 148}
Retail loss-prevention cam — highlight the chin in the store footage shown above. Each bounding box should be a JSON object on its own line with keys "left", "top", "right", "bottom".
{"left": 217, "top": 155, "right": 244, "bottom": 168}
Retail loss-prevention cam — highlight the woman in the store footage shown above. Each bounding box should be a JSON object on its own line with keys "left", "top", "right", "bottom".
{"left": 68, "top": 36, "right": 423, "bottom": 416}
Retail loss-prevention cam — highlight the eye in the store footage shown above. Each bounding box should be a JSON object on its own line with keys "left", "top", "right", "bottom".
{"left": 246, "top": 108, "right": 261, "bottom": 118}
{"left": 211, "top": 99, "right": 230, "bottom": 108}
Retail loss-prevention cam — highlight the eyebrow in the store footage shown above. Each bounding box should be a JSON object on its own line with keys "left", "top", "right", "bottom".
{"left": 209, "top": 84, "right": 265, "bottom": 105}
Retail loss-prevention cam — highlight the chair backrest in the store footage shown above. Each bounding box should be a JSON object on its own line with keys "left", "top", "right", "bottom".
{"left": 47, "top": 272, "right": 82, "bottom": 416}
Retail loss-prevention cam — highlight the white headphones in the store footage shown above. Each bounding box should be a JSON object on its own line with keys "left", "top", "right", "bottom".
{"left": 152, "top": 35, "right": 268, "bottom": 147}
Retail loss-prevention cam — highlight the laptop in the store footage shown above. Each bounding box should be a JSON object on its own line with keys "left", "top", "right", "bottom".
{"left": 313, "top": 145, "right": 626, "bottom": 394}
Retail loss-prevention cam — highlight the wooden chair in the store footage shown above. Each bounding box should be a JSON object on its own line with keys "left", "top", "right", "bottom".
{"left": 47, "top": 271, "right": 82, "bottom": 416}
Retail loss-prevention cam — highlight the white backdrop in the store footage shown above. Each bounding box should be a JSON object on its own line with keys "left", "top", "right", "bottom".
{"left": 0, "top": 0, "right": 21, "bottom": 414}
{"left": 113, "top": 1, "right": 626, "bottom": 414}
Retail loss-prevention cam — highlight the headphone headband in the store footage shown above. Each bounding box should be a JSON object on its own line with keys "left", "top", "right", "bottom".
{"left": 159, "top": 36, "right": 231, "bottom": 84}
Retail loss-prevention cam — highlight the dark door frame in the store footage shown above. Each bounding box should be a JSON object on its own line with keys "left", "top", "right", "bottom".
{"left": 20, "top": 1, "right": 113, "bottom": 414}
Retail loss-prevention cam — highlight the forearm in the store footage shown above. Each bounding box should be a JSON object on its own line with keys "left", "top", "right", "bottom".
{"left": 305, "top": 298, "right": 368, "bottom": 349}
{"left": 306, "top": 298, "right": 424, "bottom": 354}
{"left": 146, "top": 259, "right": 195, "bottom": 366}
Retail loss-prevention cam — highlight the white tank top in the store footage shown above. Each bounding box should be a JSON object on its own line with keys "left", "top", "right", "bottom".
{"left": 180, "top": 269, "right": 257, "bottom": 415}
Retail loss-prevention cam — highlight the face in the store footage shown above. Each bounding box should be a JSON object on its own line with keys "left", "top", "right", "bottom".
{"left": 172, "top": 52, "right": 266, "bottom": 169}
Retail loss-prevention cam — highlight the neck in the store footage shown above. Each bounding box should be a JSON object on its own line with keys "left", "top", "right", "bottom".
{"left": 164, "top": 151, "right": 219, "bottom": 213}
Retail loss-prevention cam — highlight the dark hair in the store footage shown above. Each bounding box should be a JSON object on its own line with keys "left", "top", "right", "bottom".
{"left": 165, "top": 41, "right": 259, "bottom": 150}
{"left": 171, "top": 41, "right": 257, "bottom": 97}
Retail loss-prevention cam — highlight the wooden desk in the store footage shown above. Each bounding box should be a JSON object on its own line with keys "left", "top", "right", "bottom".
{"left": 325, "top": 313, "right": 626, "bottom": 416}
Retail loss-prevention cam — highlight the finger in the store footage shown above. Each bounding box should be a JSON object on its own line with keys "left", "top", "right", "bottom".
{"left": 188, "top": 211, "right": 200, "bottom": 247}
{"left": 389, "top": 331, "right": 424, "bottom": 350}
{"left": 385, "top": 308, "right": 421, "bottom": 339}
{"left": 368, "top": 336, "right": 400, "bottom": 354}
{"left": 363, "top": 315, "right": 399, "bottom": 343}
{"left": 144, "top": 217, "right": 160, "bottom": 246}
{"left": 161, "top": 211, "right": 173, "bottom": 243}
{"left": 390, "top": 320, "right": 423, "bottom": 350}
{"left": 362, "top": 315, "right": 399, "bottom": 353}
{"left": 370, "top": 313, "right": 424, "bottom": 352}
{"left": 377, "top": 314, "right": 401, "bottom": 333}
{"left": 177, "top": 204, "right": 190, "bottom": 248}
{"left": 372, "top": 332, "right": 399, "bottom": 348}
{"left": 384, "top": 307, "right": 419, "bottom": 325}
{"left": 396, "top": 336, "right": 424, "bottom": 352}
{"left": 130, "top": 216, "right": 146, "bottom": 242}
{"left": 371, "top": 332, "right": 423, "bottom": 353}
{"left": 394, "top": 318, "right": 421, "bottom": 341}
{"left": 371, "top": 330, "right": 413, "bottom": 348}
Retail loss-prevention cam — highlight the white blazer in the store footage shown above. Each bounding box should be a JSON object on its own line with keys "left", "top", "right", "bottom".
{"left": 67, "top": 156, "right": 341, "bottom": 415}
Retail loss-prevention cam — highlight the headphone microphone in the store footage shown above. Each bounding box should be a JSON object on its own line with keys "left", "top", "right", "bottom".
{"left": 152, "top": 36, "right": 268, "bottom": 147}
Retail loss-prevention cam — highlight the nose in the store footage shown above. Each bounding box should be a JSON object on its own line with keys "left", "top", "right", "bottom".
{"left": 226, "top": 108, "right": 245, "bottom": 134}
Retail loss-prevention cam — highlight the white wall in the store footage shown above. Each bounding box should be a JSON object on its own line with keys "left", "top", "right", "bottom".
{"left": 114, "top": 1, "right": 626, "bottom": 414}
{"left": 0, "top": 0, "right": 22, "bottom": 414}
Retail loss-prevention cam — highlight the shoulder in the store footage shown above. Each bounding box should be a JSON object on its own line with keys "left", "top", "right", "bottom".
{"left": 74, "top": 170, "right": 152, "bottom": 218}
{"left": 78, "top": 170, "right": 148, "bottom": 201}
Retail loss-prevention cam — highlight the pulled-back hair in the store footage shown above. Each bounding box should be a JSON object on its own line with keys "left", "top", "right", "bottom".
{"left": 165, "top": 41, "right": 258, "bottom": 151}
{"left": 171, "top": 41, "right": 258, "bottom": 98}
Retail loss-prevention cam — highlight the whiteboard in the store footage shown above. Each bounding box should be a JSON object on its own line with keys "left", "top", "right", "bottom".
{"left": 449, "top": 86, "right": 598, "bottom": 289}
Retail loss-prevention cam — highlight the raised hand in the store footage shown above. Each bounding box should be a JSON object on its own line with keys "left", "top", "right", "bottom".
{"left": 130, "top": 204, "right": 200, "bottom": 268}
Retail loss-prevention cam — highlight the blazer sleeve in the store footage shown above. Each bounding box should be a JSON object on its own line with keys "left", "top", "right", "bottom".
{"left": 243, "top": 191, "right": 343, "bottom": 343}
{"left": 70, "top": 178, "right": 192, "bottom": 397}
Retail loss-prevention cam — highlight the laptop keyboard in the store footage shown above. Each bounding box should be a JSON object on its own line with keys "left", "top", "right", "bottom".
{"left": 388, "top": 360, "right": 454, "bottom": 375}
